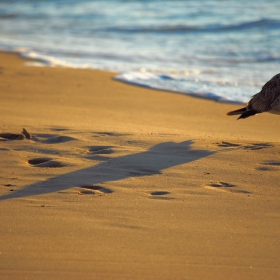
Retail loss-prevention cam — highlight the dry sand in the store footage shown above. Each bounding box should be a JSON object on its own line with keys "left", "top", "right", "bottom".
{"left": 0, "top": 52, "right": 279, "bottom": 279}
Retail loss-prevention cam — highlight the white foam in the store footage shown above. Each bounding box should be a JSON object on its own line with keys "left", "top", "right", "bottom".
{"left": 115, "top": 72, "right": 248, "bottom": 104}
{"left": 21, "top": 51, "right": 90, "bottom": 69}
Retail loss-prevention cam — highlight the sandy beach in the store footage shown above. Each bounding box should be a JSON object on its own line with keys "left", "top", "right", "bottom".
{"left": 0, "top": 52, "right": 279, "bottom": 279}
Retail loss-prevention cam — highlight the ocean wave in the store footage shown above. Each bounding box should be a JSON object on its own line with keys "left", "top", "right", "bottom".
{"left": 114, "top": 72, "right": 249, "bottom": 104}
{"left": 1, "top": 0, "right": 279, "bottom": 106}
{"left": 0, "top": 47, "right": 93, "bottom": 69}
{"left": 99, "top": 18, "right": 280, "bottom": 34}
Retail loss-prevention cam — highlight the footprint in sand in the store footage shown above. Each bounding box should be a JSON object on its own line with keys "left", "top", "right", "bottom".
{"left": 93, "top": 131, "right": 130, "bottom": 137}
{"left": 50, "top": 127, "right": 70, "bottom": 132}
{"left": 216, "top": 142, "right": 241, "bottom": 148}
{"left": 27, "top": 157, "right": 65, "bottom": 168}
{"left": 150, "top": 191, "right": 173, "bottom": 200}
{"left": 42, "top": 135, "right": 75, "bottom": 144}
{"left": 0, "top": 128, "right": 31, "bottom": 140}
{"left": 87, "top": 146, "right": 114, "bottom": 155}
{"left": 243, "top": 143, "right": 273, "bottom": 150}
{"left": 257, "top": 161, "right": 280, "bottom": 171}
{"left": 216, "top": 141, "right": 273, "bottom": 150}
{"left": 204, "top": 182, "right": 250, "bottom": 194}
{"left": 77, "top": 185, "right": 113, "bottom": 195}
{"left": 86, "top": 146, "right": 115, "bottom": 161}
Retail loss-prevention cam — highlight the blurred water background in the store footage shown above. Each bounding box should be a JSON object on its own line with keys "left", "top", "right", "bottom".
{"left": 1, "top": 0, "right": 279, "bottom": 103}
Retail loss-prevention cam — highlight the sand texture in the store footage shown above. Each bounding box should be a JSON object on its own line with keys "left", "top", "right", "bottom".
{"left": 0, "top": 52, "right": 280, "bottom": 279}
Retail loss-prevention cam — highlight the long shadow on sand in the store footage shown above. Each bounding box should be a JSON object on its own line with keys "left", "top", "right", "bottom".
{"left": 0, "top": 140, "right": 215, "bottom": 201}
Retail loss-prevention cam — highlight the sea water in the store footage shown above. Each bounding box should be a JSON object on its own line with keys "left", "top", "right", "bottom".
{"left": 0, "top": 0, "right": 279, "bottom": 104}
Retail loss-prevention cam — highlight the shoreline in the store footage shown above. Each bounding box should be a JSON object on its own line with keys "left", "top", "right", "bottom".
{"left": 0, "top": 51, "right": 279, "bottom": 141}
{"left": 0, "top": 48, "right": 247, "bottom": 105}
{"left": 0, "top": 51, "right": 279, "bottom": 280}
